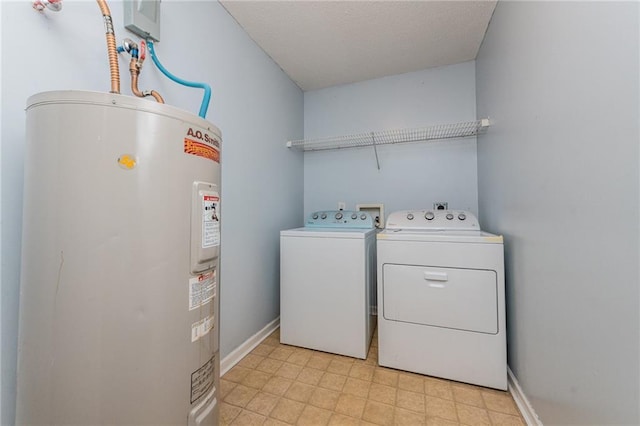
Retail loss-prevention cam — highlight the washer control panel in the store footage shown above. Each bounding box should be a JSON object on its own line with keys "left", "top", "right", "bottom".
{"left": 306, "top": 210, "right": 375, "bottom": 229}
{"left": 386, "top": 209, "right": 479, "bottom": 231}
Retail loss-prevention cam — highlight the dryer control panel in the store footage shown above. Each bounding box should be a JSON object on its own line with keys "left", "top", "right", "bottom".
{"left": 306, "top": 210, "right": 375, "bottom": 229}
{"left": 386, "top": 209, "right": 479, "bottom": 231}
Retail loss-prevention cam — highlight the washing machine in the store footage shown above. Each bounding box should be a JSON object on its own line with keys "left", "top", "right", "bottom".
{"left": 377, "top": 209, "right": 506, "bottom": 390}
{"left": 280, "top": 210, "right": 377, "bottom": 359}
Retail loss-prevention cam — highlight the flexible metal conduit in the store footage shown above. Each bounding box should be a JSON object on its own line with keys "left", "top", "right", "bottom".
{"left": 96, "top": 0, "right": 120, "bottom": 93}
{"left": 146, "top": 39, "right": 211, "bottom": 118}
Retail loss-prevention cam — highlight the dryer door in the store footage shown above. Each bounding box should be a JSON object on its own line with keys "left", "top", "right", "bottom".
{"left": 382, "top": 264, "right": 498, "bottom": 334}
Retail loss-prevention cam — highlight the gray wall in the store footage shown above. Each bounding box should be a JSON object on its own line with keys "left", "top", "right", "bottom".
{"left": 476, "top": 2, "right": 639, "bottom": 424}
{"left": 0, "top": 1, "right": 303, "bottom": 424}
{"left": 303, "top": 62, "right": 479, "bottom": 221}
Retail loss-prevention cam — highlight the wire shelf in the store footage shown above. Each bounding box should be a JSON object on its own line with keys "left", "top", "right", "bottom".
{"left": 286, "top": 119, "right": 490, "bottom": 152}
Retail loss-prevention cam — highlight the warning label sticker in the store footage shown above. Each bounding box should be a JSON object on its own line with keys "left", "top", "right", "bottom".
{"left": 184, "top": 138, "right": 220, "bottom": 163}
{"left": 189, "top": 270, "right": 217, "bottom": 311}
{"left": 191, "top": 315, "right": 215, "bottom": 343}
{"left": 191, "top": 356, "right": 215, "bottom": 403}
{"left": 203, "top": 194, "right": 220, "bottom": 249}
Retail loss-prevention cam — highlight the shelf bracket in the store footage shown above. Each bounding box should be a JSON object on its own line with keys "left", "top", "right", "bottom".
{"left": 371, "top": 132, "right": 380, "bottom": 170}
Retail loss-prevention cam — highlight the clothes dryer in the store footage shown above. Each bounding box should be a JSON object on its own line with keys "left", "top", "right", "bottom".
{"left": 377, "top": 209, "right": 506, "bottom": 390}
{"left": 280, "top": 211, "right": 377, "bottom": 359}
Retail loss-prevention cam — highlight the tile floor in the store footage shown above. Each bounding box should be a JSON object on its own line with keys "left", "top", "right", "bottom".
{"left": 220, "top": 328, "right": 525, "bottom": 425}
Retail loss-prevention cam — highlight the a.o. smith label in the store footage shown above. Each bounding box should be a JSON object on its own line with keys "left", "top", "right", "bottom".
{"left": 190, "top": 355, "right": 215, "bottom": 403}
{"left": 184, "top": 128, "right": 220, "bottom": 163}
{"left": 187, "top": 128, "right": 220, "bottom": 148}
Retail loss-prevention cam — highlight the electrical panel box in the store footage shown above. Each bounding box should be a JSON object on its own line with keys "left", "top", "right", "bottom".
{"left": 124, "top": 0, "right": 161, "bottom": 41}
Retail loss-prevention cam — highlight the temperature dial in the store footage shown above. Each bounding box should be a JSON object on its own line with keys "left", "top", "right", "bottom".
{"left": 351, "top": 213, "right": 357, "bottom": 220}
{"left": 458, "top": 213, "right": 466, "bottom": 220}
{"left": 446, "top": 213, "right": 454, "bottom": 220}
{"left": 312, "top": 213, "right": 319, "bottom": 220}
{"left": 407, "top": 213, "right": 414, "bottom": 220}
{"left": 321, "top": 213, "right": 327, "bottom": 219}
{"left": 360, "top": 214, "right": 367, "bottom": 220}
{"left": 425, "top": 211, "right": 435, "bottom": 220}
{"left": 335, "top": 212, "right": 343, "bottom": 220}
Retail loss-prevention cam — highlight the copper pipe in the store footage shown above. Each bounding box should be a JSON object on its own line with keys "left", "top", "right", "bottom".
{"left": 96, "top": 0, "right": 120, "bottom": 93}
{"left": 149, "top": 90, "right": 165, "bottom": 103}
{"left": 129, "top": 59, "right": 142, "bottom": 97}
{"left": 130, "top": 58, "right": 164, "bottom": 103}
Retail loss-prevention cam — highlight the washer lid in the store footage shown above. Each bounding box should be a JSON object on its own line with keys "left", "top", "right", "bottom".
{"left": 377, "top": 229, "right": 503, "bottom": 244}
{"left": 281, "top": 227, "right": 377, "bottom": 239}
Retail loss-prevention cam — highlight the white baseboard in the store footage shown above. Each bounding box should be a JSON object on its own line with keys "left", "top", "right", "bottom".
{"left": 220, "top": 317, "right": 280, "bottom": 376}
{"left": 508, "top": 366, "right": 543, "bottom": 426}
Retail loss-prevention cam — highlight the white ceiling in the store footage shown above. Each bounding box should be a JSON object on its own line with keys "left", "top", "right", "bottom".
{"left": 220, "top": 1, "right": 497, "bottom": 91}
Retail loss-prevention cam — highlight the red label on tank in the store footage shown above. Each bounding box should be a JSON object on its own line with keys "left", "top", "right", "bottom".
{"left": 184, "top": 138, "right": 220, "bottom": 163}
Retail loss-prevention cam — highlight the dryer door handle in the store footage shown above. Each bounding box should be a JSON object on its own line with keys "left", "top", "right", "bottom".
{"left": 424, "top": 271, "right": 449, "bottom": 282}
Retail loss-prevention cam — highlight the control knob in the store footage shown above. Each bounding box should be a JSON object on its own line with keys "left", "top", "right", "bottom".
{"left": 320, "top": 213, "right": 327, "bottom": 219}
{"left": 360, "top": 214, "right": 367, "bottom": 220}
{"left": 407, "top": 213, "right": 414, "bottom": 220}
{"left": 425, "top": 211, "right": 435, "bottom": 220}
{"left": 458, "top": 213, "right": 466, "bottom": 220}
{"left": 335, "top": 212, "right": 343, "bottom": 220}
{"left": 312, "top": 213, "right": 319, "bottom": 220}
{"left": 446, "top": 213, "right": 454, "bottom": 220}
{"left": 351, "top": 213, "right": 357, "bottom": 220}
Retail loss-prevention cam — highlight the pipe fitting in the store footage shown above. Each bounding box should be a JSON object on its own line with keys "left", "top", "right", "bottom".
{"left": 33, "top": 0, "right": 62, "bottom": 12}
{"left": 120, "top": 38, "right": 138, "bottom": 54}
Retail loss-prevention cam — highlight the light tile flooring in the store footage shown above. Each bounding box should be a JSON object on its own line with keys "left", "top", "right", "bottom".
{"left": 220, "top": 329, "right": 525, "bottom": 425}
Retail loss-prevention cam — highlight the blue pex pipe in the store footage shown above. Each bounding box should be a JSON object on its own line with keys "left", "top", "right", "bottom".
{"left": 146, "top": 40, "right": 211, "bottom": 119}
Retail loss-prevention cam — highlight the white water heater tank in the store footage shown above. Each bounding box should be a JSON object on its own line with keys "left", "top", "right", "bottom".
{"left": 16, "top": 91, "right": 221, "bottom": 425}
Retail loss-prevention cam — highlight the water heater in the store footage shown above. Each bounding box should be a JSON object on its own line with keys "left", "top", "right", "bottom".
{"left": 16, "top": 90, "right": 221, "bottom": 425}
